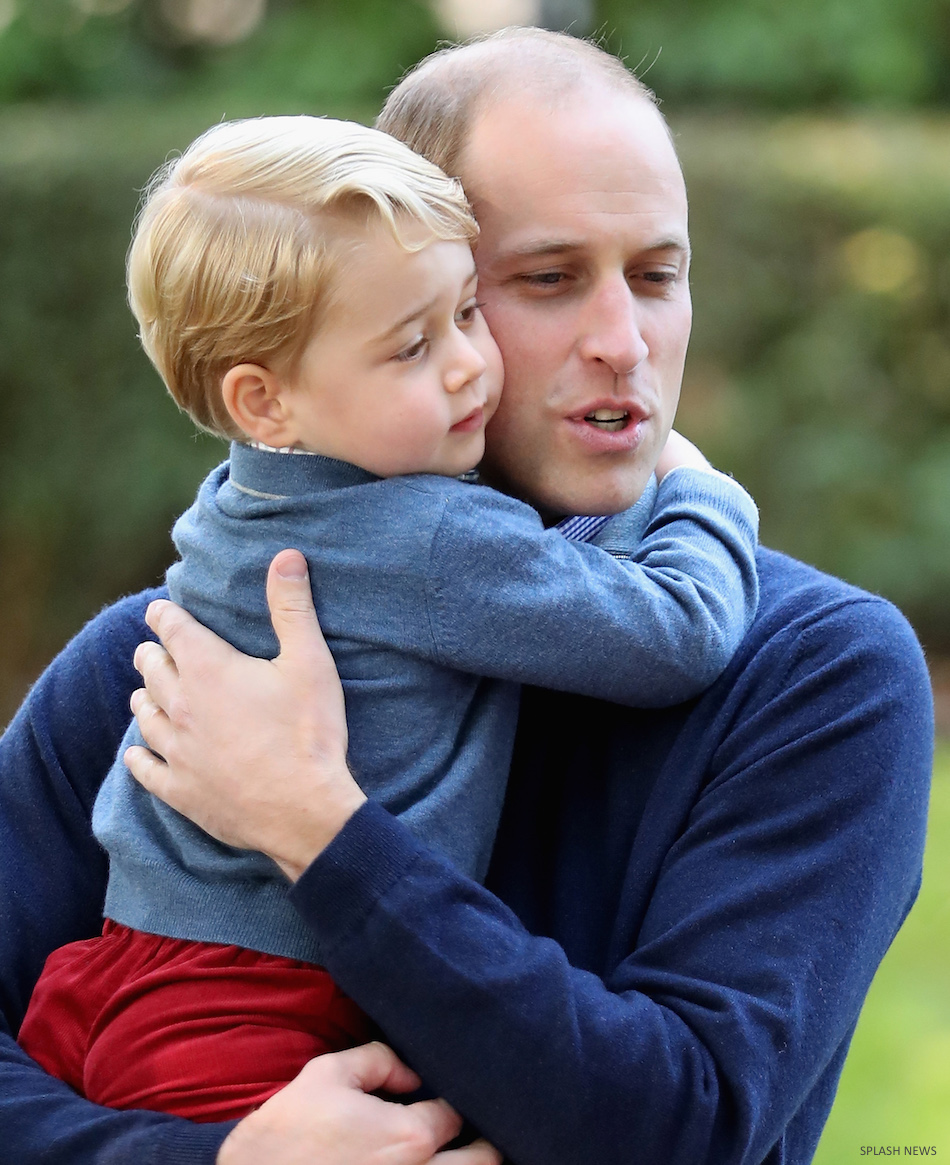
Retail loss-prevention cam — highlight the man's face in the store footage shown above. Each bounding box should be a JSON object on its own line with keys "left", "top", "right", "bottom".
{"left": 458, "top": 86, "right": 692, "bottom": 519}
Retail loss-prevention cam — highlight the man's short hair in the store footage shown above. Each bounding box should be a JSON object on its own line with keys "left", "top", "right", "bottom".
{"left": 376, "top": 26, "right": 659, "bottom": 181}
{"left": 127, "top": 116, "right": 478, "bottom": 438}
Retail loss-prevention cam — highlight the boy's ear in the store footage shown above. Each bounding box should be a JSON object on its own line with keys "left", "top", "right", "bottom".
{"left": 221, "top": 364, "right": 299, "bottom": 447}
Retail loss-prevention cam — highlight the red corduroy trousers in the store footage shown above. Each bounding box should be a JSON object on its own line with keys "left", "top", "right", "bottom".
{"left": 18, "top": 920, "right": 375, "bottom": 1121}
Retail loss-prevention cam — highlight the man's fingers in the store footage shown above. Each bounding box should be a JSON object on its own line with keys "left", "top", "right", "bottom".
{"left": 144, "top": 597, "right": 234, "bottom": 674}
{"left": 334, "top": 1041, "right": 423, "bottom": 1097}
{"left": 124, "top": 742, "right": 170, "bottom": 799}
{"left": 432, "top": 1138, "right": 504, "bottom": 1164}
{"left": 318, "top": 1043, "right": 464, "bottom": 1154}
{"left": 133, "top": 639, "right": 175, "bottom": 681}
{"left": 132, "top": 640, "right": 184, "bottom": 719}
{"left": 144, "top": 598, "right": 195, "bottom": 653}
{"left": 129, "top": 687, "right": 172, "bottom": 756}
{"left": 405, "top": 1098, "right": 465, "bottom": 1155}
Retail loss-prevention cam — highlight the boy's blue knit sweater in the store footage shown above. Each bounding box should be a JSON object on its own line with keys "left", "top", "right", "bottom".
{"left": 0, "top": 547, "right": 933, "bottom": 1164}
{"left": 92, "top": 445, "right": 758, "bottom": 961}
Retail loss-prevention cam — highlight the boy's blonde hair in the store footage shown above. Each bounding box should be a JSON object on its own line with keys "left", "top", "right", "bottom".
{"left": 127, "top": 116, "right": 479, "bottom": 438}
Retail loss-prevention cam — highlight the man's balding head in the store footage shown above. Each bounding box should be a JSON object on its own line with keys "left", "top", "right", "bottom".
{"left": 376, "top": 27, "right": 661, "bottom": 183}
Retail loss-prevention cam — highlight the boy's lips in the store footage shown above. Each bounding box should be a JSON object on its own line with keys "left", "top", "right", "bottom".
{"left": 451, "top": 406, "right": 485, "bottom": 433}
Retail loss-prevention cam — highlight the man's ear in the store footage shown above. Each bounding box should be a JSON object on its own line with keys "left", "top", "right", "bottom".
{"left": 221, "top": 364, "right": 299, "bottom": 447}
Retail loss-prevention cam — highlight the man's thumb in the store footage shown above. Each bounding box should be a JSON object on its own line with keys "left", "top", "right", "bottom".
{"left": 266, "top": 549, "right": 322, "bottom": 661}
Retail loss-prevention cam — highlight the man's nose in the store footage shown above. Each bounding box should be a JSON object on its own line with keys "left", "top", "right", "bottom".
{"left": 444, "top": 332, "right": 488, "bottom": 393}
{"left": 577, "top": 276, "right": 649, "bottom": 376}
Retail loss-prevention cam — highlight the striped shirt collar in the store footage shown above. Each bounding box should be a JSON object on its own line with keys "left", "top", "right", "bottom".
{"left": 554, "top": 513, "right": 613, "bottom": 543}
{"left": 247, "top": 440, "right": 319, "bottom": 456}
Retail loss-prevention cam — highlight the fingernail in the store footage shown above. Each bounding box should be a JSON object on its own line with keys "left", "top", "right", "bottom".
{"left": 276, "top": 551, "right": 307, "bottom": 579}
{"left": 144, "top": 599, "right": 169, "bottom": 628}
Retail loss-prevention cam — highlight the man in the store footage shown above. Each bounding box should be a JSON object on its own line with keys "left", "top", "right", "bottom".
{"left": 0, "top": 28, "right": 933, "bottom": 1165}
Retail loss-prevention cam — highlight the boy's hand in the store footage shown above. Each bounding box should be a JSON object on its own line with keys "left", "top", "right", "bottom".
{"left": 217, "top": 1042, "right": 502, "bottom": 1165}
{"left": 125, "top": 548, "right": 365, "bottom": 881}
{"left": 654, "top": 430, "right": 712, "bottom": 481}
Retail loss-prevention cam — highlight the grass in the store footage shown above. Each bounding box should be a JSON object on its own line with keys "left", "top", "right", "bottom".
{"left": 813, "top": 739, "right": 950, "bottom": 1161}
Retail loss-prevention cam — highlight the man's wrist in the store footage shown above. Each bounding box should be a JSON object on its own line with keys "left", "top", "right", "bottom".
{"left": 271, "top": 778, "right": 368, "bottom": 882}
{"left": 216, "top": 1121, "right": 247, "bottom": 1165}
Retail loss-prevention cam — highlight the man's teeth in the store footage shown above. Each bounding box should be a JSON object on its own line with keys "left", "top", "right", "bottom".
{"left": 585, "top": 408, "right": 629, "bottom": 432}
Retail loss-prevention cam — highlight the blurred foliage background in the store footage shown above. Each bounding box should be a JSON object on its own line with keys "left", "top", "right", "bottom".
{"left": 0, "top": 0, "right": 947, "bottom": 1158}
{"left": 1, "top": 0, "right": 949, "bottom": 722}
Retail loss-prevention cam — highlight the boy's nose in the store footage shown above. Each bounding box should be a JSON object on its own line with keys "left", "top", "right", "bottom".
{"left": 444, "top": 335, "right": 488, "bottom": 393}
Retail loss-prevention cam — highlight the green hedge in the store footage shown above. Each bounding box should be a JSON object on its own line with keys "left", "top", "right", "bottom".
{"left": 4, "top": 0, "right": 950, "bottom": 110}
{"left": 0, "top": 0, "right": 442, "bottom": 106}
{"left": 675, "top": 114, "right": 950, "bottom": 647}
{"left": 813, "top": 742, "right": 950, "bottom": 1158}
{"left": 599, "top": 0, "right": 950, "bottom": 107}
{"left": 1, "top": 103, "right": 948, "bottom": 721}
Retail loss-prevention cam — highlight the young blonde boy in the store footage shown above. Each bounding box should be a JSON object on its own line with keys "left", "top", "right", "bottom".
{"left": 18, "top": 116, "right": 759, "bottom": 1120}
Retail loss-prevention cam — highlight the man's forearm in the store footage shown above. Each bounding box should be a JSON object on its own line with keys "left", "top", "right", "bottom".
{"left": 0, "top": 589, "right": 232, "bottom": 1164}
{"left": 289, "top": 595, "right": 933, "bottom": 1165}
{"left": 0, "top": 1043, "right": 230, "bottom": 1165}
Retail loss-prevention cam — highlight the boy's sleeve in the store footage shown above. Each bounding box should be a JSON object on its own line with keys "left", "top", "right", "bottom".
{"left": 0, "top": 590, "right": 234, "bottom": 1164}
{"left": 423, "top": 467, "right": 758, "bottom": 706}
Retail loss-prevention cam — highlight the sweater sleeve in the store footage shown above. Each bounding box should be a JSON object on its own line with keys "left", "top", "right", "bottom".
{"left": 0, "top": 591, "right": 235, "bottom": 1165}
{"left": 423, "top": 467, "right": 758, "bottom": 706}
{"left": 289, "top": 594, "right": 933, "bottom": 1165}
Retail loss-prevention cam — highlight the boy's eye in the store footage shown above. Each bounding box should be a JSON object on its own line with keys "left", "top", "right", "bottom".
{"left": 455, "top": 298, "right": 484, "bottom": 327}
{"left": 396, "top": 335, "right": 428, "bottom": 362}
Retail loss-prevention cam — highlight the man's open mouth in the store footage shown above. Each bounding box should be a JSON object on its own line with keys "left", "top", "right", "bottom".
{"left": 584, "top": 408, "right": 629, "bottom": 432}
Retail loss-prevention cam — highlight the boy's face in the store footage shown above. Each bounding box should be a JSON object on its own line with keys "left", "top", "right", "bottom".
{"left": 281, "top": 220, "right": 502, "bottom": 479}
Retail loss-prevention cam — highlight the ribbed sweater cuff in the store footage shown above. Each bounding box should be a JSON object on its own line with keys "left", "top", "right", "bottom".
{"left": 139, "top": 1118, "right": 236, "bottom": 1165}
{"left": 289, "top": 800, "right": 423, "bottom": 956}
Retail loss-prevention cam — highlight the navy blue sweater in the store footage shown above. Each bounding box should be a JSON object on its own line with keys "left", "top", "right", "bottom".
{"left": 0, "top": 548, "right": 933, "bottom": 1165}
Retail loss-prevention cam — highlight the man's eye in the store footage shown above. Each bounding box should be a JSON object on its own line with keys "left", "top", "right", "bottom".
{"left": 638, "top": 270, "right": 679, "bottom": 289}
{"left": 523, "top": 271, "right": 565, "bottom": 286}
{"left": 396, "top": 336, "right": 428, "bottom": 362}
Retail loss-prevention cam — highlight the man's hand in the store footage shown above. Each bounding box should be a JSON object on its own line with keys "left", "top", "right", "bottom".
{"left": 125, "top": 548, "right": 367, "bottom": 880}
{"left": 654, "top": 430, "right": 713, "bottom": 481}
{"left": 217, "top": 1042, "right": 502, "bottom": 1165}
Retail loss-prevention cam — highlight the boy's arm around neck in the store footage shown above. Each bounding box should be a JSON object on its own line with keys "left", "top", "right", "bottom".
{"left": 419, "top": 467, "right": 758, "bottom": 706}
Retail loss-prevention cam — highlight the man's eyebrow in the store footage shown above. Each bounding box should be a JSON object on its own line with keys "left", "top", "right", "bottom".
{"left": 501, "top": 240, "right": 578, "bottom": 260}
{"left": 649, "top": 237, "right": 691, "bottom": 259}
{"left": 498, "top": 237, "right": 691, "bottom": 261}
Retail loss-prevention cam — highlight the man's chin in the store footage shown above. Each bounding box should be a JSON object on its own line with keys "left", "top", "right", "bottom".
{"left": 534, "top": 479, "right": 653, "bottom": 524}
{"left": 565, "top": 469, "right": 656, "bottom": 518}
{"left": 478, "top": 456, "right": 654, "bottom": 520}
